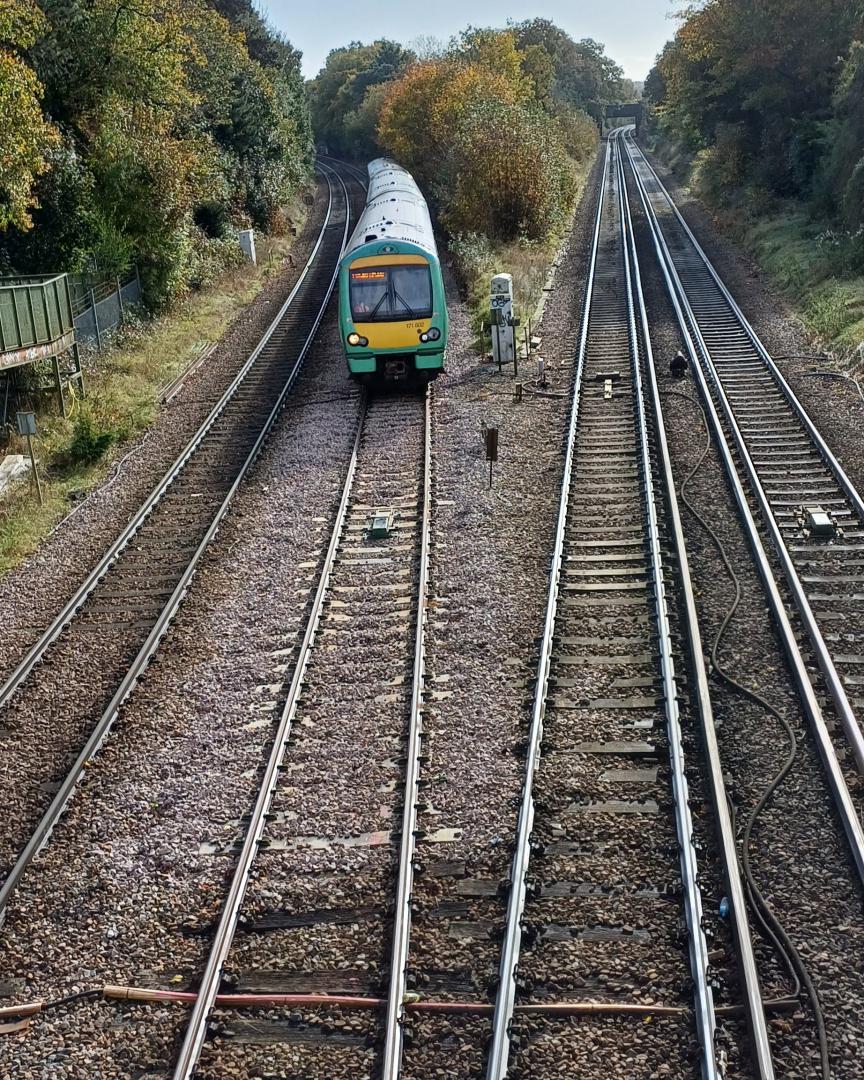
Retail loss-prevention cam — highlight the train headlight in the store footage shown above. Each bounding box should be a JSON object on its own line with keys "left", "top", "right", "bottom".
{"left": 420, "top": 333, "right": 429, "bottom": 343}
{"left": 426, "top": 327, "right": 441, "bottom": 341}
{"left": 347, "top": 333, "right": 367, "bottom": 347}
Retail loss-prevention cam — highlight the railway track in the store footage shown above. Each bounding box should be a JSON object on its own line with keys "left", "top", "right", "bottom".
{"left": 1, "top": 143, "right": 857, "bottom": 1078}
{"left": 172, "top": 389, "right": 432, "bottom": 1079}
{"left": 473, "top": 135, "right": 772, "bottom": 1079}
{"left": 320, "top": 155, "right": 369, "bottom": 193}
{"left": 0, "top": 164, "right": 351, "bottom": 922}
{"left": 621, "top": 130, "right": 864, "bottom": 884}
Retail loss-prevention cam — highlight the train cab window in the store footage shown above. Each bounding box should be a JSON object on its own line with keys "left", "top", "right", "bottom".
{"left": 350, "top": 264, "right": 432, "bottom": 321}
{"left": 390, "top": 266, "right": 432, "bottom": 318}
{"left": 349, "top": 269, "right": 389, "bottom": 319}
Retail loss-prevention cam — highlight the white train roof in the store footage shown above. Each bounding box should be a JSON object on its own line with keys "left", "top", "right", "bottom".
{"left": 344, "top": 159, "right": 438, "bottom": 259}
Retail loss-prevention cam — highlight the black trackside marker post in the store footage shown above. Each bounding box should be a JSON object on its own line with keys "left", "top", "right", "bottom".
{"left": 485, "top": 426, "right": 498, "bottom": 488}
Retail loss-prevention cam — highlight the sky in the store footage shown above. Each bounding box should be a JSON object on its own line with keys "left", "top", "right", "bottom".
{"left": 261, "top": 0, "right": 679, "bottom": 82}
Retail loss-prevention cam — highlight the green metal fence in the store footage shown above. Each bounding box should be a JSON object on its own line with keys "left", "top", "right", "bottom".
{"left": 0, "top": 274, "right": 75, "bottom": 360}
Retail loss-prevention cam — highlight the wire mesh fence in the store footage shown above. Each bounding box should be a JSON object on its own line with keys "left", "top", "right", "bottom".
{"left": 71, "top": 270, "right": 141, "bottom": 350}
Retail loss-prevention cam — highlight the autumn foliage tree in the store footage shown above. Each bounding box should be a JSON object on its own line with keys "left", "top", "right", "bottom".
{"left": 446, "top": 99, "right": 578, "bottom": 240}
{"left": 308, "top": 39, "right": 415, "bottom": 156}
{"left": 511, "top": 20, "right": 633, "bottom": 116}
{"left": 376, "top": 27, "right": 600, "bottom": 244}
{"left": 306, "top": 22, "right": 626, "bottom": 249}
{"left": 646, "top": 0, "right": 864, "bottom": 213}
{"left": 0, "top": 0, "right": 313, "bottom": 304}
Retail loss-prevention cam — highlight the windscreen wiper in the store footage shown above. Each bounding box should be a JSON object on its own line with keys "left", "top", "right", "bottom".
{"left": 368, "top": 291, "right": 389, "bottom": 319}
{"left": 392, "top": 288, "right": 416, "bottom": 318}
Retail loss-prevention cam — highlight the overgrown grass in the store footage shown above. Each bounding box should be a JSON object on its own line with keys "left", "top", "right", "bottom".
{"left": 741, "top": 212, "right": 864, "bottom": 349}
{"left": 449, "top": 153, "right": 597, "bottom": 350}
{"left": 0, "top": 199, "right": 309, "bottom": 572}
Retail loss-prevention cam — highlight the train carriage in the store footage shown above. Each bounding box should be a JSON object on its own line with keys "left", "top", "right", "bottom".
{"left": 339, "top": 159, "right": 448, "bottom": 383}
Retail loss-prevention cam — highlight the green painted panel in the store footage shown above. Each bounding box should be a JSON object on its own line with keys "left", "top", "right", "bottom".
{"left": 0, "top": 274, "right": 73, "bottom": 355}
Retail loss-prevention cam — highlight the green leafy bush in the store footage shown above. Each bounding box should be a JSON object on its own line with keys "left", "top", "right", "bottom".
{"left": 68, "top": 410, "right": 120, "bottom": 465}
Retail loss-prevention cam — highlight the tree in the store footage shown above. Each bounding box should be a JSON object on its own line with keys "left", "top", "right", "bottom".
{"left": 823, "top": 41, "right": 864, "bottom": 229}
{"left": 376, "top": 26, "right": 595, "bottom": 245}
{"left": 647, "top": 0, "right": 864, "bottom": 197}
{"left": 446, "top": 98, "right": 576, "bottom": 241}
{"left": 512, "top": 20, "right": 628, "bottom": 118}
{"left": 2, "top": 0, "right": 313, "bottom": 302}
{"left": 0, "top": 0, "right": 58, "bottom": 230}
{"left": 376, "top": 60, "right": 451, "bottom": 178}
{"left": 308, "top": 39, "right": 414, "bottom": 155}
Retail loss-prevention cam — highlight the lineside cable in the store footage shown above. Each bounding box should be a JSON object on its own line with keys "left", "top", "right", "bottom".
{"left": 663, "top": 385, "right": 831, "bottom": 1080}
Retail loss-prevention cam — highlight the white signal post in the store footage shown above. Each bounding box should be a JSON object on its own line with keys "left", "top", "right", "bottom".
{"left": 490, "top": 273, "right": 518, "bottom": 370}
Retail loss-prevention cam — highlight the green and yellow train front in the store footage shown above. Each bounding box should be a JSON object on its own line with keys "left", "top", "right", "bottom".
{"left": 339, "top": 242, "right": 448, "bottom": 381}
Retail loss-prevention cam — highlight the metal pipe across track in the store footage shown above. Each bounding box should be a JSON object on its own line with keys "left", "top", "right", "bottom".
{"left": 172, "top": 388, "right": 434, "bottom": 1079}
{"left": 621, "top": 131, "right": 864, "bottom": 886}
{"left": 0, "top": 164, "right": 351, "bottom": 924}
{"left": 485, "top": 134, "right": 761, "bottom": 1080}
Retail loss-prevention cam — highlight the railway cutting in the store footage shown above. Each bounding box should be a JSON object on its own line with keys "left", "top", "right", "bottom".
{"left": 0, "top": 54, "right": 862, "bottom": 1080}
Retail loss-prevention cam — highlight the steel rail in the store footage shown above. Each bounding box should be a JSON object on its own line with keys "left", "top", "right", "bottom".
{"left": 381, "top": 385, "right": 433, "bottom": 1078}
{"left": 621, "top": 131, "right": 864, "bottom": 886}
{"left": 171, "top": 389, "right": 369, "bottom": 1080}
{"left": 0, "top": 170, "right": 340, "bottom": 711}
{"left": 484, "top": 139, "right": 611, "bottom": 1080}
{"left": 624, "top": 134, "right": 864, "bottom": 776}
{"left": 318, "top": 155, "right": 369, "bottom": 193}
{"left": 612, "top": 135, "right": 723, "bottom": 1079}
{"left": 615, "top": 130, "right": 776, "bottom": 1079}
{"left": 626, "top": 138, "right": 864, "bottom": 523}
{"left": 0, "top": 166, "right": 352, "bottom": 925}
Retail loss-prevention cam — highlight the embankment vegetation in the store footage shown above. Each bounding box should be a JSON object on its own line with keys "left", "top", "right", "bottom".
{"left": 0, "top": 0, "right": 313, "bottom": 307}
{"left": 309, "top": 22, "right": 635, "bottom": 324}
{"left": 0, "top": 229, "right": 303, "bottom": 570}
{"left": 0, "top": 1, "right": 314, "bottom": 564}
{"left": 645, "top": 0, "right": 864, "bottom": 350}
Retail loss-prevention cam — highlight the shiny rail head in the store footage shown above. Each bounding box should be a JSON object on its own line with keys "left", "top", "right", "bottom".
{"left": 0, "top": 168, "right": 352, "bottom": 948}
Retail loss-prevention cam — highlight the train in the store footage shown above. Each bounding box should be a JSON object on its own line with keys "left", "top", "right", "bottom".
{"left": 338, "top": 159, "right": 448, "bottom": 383}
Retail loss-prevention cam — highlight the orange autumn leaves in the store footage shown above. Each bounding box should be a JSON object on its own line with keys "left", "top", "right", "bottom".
{"left": 376, "top": 30, "right": 593, "bottom": 243}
